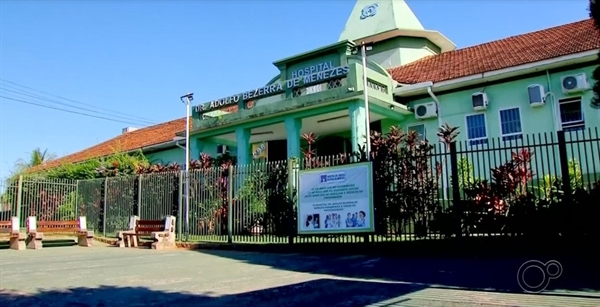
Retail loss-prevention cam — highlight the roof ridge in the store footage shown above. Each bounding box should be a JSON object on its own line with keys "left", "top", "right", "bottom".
{"left": 388, "top": 18, "right": 595, "bottom": 72}
{"left": 30, "top": 116, "right": 189, "bottom": 172}
{"left": 387, "top": 18, "right": 598, "bottom": 84}
{"left": 456, "top": 18, "right": 593, "bottom": 52}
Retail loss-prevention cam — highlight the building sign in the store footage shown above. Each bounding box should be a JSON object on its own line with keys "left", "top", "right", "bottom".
{"left": 252, "top": 142, "right": 267, "bottom": 159}
{"left": 360, "top": 3, "right": 378, "bottom": 20}
{"left": 297, "top": 162, "right": 374, "bottom": 235}
{"left": 290, "top": 61, "right": 336, "bottom": 79}
{"left": 193, "top": 63, "right": 349, "bottom": 114}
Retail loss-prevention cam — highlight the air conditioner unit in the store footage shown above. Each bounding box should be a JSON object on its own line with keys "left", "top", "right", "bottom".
{"left": 414, "top": 102, "right": 438, "bottom": 120}
{"left": 216, "top": 145, "right": 228, "bottom": 154}
{"left": 472, "top": 92, "right": 488, "bottom": 111}
{"left": 561, "top": 73, "right": 589, "bottom": 94}
{"left": 527, "top": 84, "right": 545, "bottom": 107}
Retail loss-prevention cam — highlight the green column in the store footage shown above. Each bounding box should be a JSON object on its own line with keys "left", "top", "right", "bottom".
{"left": 349, "top": 99, "right": 367, "bottom": 153}
{"left": 285, "top": 117, "right": 302, "bottom": 159}
{"left": 235, "top": 128, "right": 251, "bottom": 165}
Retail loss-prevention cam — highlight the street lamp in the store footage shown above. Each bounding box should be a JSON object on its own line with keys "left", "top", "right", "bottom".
{"left": 360, "top": 42, "right": 373, "bottom": 160}
{"left": 180, "top": 92, "right": 193, "bottom": 241}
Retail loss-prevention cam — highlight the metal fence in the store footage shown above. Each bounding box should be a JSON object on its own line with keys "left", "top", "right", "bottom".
{"left": 1, "top": 129, "right": 598, "bottom": 244}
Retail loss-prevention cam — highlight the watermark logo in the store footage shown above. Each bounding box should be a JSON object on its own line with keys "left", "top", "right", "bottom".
{"left": 360, "top": 3, "right": 378, "bottom": 20}
{"left": 517, "top": 260, "right": 563, "bottom": 293}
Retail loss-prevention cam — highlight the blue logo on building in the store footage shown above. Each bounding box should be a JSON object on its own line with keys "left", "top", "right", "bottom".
{"left": 320, "top": 175, "right": 328, "bottom": 183}
{"left": 360, "top": 3, "right": 378, "bottom": 20}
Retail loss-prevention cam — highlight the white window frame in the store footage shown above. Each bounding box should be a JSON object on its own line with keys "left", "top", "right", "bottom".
{"left": 558, "top": 97, "right": 585, "bottom": 131}
{"left": 464, "top": 113, "right": 489, "bottom": 146}
{"left": 498, "top": 107, "right": 523, "bottom": 141}
{"left": 407, "top": 123, "right": 426, "bottom": 141}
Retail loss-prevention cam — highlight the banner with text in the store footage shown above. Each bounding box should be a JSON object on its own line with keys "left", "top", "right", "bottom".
{"left": 297, "top": 162, "right": 374, "bottom": 235}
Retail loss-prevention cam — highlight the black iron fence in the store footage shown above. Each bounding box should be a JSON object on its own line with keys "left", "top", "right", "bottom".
{"left": 1, "top": 129, "right": 598, "bottom": 246}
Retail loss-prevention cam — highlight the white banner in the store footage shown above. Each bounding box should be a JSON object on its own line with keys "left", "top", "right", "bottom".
{"left": 297, "top": 162, "right": 374, "bottom": 235}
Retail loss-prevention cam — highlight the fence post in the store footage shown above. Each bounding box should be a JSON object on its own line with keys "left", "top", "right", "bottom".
{"left": 449, "top": 142, "right": 462, "bottom": 238}
{"left": 184, "top": 170, "right": 190, "bottom": 242}
{"left": 177, "top": 171, "right": 183, "bottom": 241}
{"left": 286, "top": 159, "right": 295, "bottom": 245}
{"left": 74, "top": 180, "right": 79, "bottom": 218}
{"left": 227, "top": 165, "right": 233, "bottom": 244}
{"left": 557, "top": 131, "right": 572, "bottom": 202}
{"left": 137, "top": 175, "right": 143, "bottom": 218}
{"left": 15, "top": 175, "right": 23, "bottom": 225}
{"left": 102, "top": 177, "right": 108, "bottom": 237}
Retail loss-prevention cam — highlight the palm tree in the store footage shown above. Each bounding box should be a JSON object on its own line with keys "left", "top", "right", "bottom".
{"left": 14, "top": 148, "right": 57, "bottom": 172}
{"left": 590, "top": 0, "right": 600, "bottom": 107}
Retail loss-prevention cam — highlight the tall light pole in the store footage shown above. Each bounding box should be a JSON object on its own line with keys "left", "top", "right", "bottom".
{"left": 180, "top": 92, "right": 193, "bottom": 241}
{"left": 361, "top": 42, "right": 373, "bottom": 160}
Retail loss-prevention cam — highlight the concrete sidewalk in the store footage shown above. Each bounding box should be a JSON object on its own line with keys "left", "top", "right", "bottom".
{"left": 0, "top": 245, "right": 598, "bottom": 307}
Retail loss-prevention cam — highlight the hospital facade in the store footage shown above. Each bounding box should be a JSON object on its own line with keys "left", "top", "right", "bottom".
{"left": 35, "top": 0, "right": 600, "bottom": 175}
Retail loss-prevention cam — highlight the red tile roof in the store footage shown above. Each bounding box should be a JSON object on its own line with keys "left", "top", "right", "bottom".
{"left": 32, "top": 19, "right": 599, "bottom": 172}
{"left": 388, "top": 19, "right": 600, "bottom": 84}
{"left": 30, "top": 117, "right": 189, "bottom": 172}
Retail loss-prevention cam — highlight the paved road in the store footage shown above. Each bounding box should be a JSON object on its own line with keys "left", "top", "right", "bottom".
{"left": 0, "top": 244, "right": 599, "bottom": 307}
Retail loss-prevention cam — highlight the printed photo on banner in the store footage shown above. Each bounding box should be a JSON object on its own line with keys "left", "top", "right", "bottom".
{"left": 345, "top": 211, "right": 367, "bottom": 228}
{"left": 302, "top": 214, "right": 321, "bottom": 230}
{"left": 297, "top": 162, "right": 374, "bottom": 235}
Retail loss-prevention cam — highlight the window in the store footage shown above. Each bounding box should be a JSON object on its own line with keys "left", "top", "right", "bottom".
{"left": 559, "top": 97, "right": 585, "bottom": 132}
{"left": 499, "top": 108, "right": 523, "bottom": 141}
{"left": 408, "top": 124, "right": 426, "bottom": 141}
{"left": 465, "top": 114, "right": 488, "bottom": 146}
{"left": 216, "top": 144, "right": 228, "bottom": 154}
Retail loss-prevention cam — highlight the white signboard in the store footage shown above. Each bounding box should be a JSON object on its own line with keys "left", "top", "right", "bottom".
{"left": 297, "top": 162, "right": 374, "bottom": 235}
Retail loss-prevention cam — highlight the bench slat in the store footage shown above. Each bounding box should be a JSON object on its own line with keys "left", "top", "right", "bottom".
{"left": 37, "top": 227, "right": 80, "bottom": 233}
{"left": 130, "top": 219, "right": 166, "bottom": 236}
{"left": 32, "top": 220, "right": 81, "bottom": 233}
{"left": 38, "top": 221, "right": 78, "bottom": 226}
{"left": 137, "top": 220, "right": 163, "bottom": 226}
{"left": 135, "top": 228, "right": 164, "bottom": 234}
{"left": 124, "top": 233, "right": 156, "bottom": 236}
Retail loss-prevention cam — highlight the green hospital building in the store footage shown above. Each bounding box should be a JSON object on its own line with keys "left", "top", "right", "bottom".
{"left": 38, "top": 0, "right": 600, "bottom": 178}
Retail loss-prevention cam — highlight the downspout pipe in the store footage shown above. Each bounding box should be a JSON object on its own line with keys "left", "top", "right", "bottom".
{"left": 427, "top": 86, "right": 441, "bottom": 124}
{"left": 427, "top": 85, "right": 449, "bottom": 200}
{"left": 175, "top": 141, "right": 186, "bottom": 150}
{"left": 426, "top": 85, "right": 443, "bottom": 135}
{"left": 545, "top": 70, "right": 560, "bottom": 131}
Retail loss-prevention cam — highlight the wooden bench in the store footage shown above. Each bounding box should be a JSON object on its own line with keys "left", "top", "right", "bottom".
{"left": 117, "top": 215, "right": 176, "bottom": 250}
{"left": 26, "top": 216, "right": 94, "bottom": 249}
{"left": 0, "top": 217, "right": 26, "bottom": 250}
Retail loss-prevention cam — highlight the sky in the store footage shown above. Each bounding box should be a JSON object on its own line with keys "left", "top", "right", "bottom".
{"left": 0, "top": 0, "right": 592, "bottom": 180}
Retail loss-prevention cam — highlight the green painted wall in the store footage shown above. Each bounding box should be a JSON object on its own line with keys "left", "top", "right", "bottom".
{"left": 145, "top": 147, "right": 184, "bottom": 165}
{"left": 367, "top": 37, "right": 440, "bottom": 68}
{"left": 391, "top": 65, "right": 599, "bottom": 140}
{"left": 382, "top": 64, "right": 600, "bottom": 180}
{"left": 144, "top": 139, "right": 238, "bottom": 167}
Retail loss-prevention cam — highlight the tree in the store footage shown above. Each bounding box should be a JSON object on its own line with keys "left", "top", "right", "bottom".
{"left": 13, "top": 148, "right": 57, "bottom": 173}
{"left": 590, "top": 0, "right": 600, "bottom": 108}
